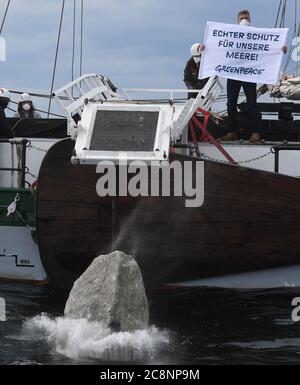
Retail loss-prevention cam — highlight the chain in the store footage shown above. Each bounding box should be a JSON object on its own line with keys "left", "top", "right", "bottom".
{"left": 15, "top": 210, "right": 35, "bottom": 232}
{"left": 25, "top": 167, "right": 38, "bottom": 180}
{"left": 197, "top": 149, "right": 272, "bottom": 165}
{"left": 198, "top": 151, "right": 230, "bottom": 164}
{"left": 26, "top": 139, "right": 271, "bottom": 166}
{"left": 27, "top": 141, "right": 48, "bottom": 153}
{"left": 235, "top": 150, "right": 272, "bottom": 165}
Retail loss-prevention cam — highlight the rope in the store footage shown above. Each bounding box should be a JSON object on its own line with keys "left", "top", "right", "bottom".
{"left": 10, "top": 90, "right": 52, "bottom": 99}
{"left": 47, "top": 0, "right": 66, "bottom": 118}
{"left": 71, "top": 0, "right": 76, "bottom": 95}
{"left": 80, "top": 0, "right": 83, "bottom": 76}
{"left": 8, "top": 87, "right": 227, "bottom": 116}
{"left": 0, "top": 0, "right": 10, "bottom": 35}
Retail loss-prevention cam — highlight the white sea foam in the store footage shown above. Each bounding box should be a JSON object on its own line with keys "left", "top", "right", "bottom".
{"left": 23, "top": 314, "right": 169, "bottom": 362}
{"left": 226, "top": 338, "right": 300, "bottom": 350}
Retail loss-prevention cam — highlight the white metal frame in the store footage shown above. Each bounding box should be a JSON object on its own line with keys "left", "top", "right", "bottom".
{"left": 53, "top": 73, "right": 122, "bottom": 137}
{"left": 172, "top": 76, "right": 223, "bottom": 140}
{"left": 53, "top": 74, "right": 223, "bottom": 163}
{"left": 74, "top": 102, "right": 173, "bottom": 164}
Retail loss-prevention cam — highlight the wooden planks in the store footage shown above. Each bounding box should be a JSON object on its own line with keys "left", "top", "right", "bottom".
{"left": 36, "top": 139, "right": 300, "bottom": 288}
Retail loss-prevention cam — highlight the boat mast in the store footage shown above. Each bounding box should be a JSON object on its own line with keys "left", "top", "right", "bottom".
{"left": 71, "top": 0, "right": 76, "bottom": 95}
{"left": 80, "top": 0, "right": 84, "bottom": 77}
{"left": 48, "top": 0, "right": 85, "bottom": 116}
{"left": 47, "top": 0, "right": 66, "bottom": 118}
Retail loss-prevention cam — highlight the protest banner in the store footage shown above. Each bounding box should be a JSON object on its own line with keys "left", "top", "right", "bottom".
{"left": 199, "top": 22, "right": 288, "bottom": 84}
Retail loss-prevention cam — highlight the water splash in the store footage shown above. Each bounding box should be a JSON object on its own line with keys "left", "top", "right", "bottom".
{"left": 111, "top": 204, "right": 141, "bottom": 254}
{"left": 226, "top": 338, "right": 300, "bottom": 350}
{"left": 23, "top": 314, "right": 169, "bottom": 362}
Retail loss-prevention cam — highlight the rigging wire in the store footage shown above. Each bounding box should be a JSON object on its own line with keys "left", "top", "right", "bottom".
{"left": 47, "top": 0, "right": 66, "bottom": 118}
{"left": 296, "top": 2, "right": 300, "bottom": 76}
{"left": 80, "top": 0, "right": 83, "bottom": 76}
{"left": 275, "top": 0, "right": 283, "bottom": 27}
{"left": 294, "top": 0, "right": 298, "bottom": 35}
{"left": 284, "top": 62, "right": 300, "bottom": 74}
{"left": 283, "top": 44, "right": 293, "bottom": 73}
{"left": 279, "top": 0, "right": 287, "bottom": 27}
{"left": 71, "top": 0, "right": 76, "bottom": 95}
{"left": 0, "top": 0, "right": 11, "bottom": 35}
{"left": 283, "top": 0, "right": 300, "bottom": 74}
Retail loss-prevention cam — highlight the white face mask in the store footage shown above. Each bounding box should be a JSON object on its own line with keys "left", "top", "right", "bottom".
{"left": 239, "top": 18, "right": 250, "bottom": 26}
{"left": 193, "top": 56, "right": 201, "bottom": 64}
{"left": 22, "top": 103, "right": 31, "bottom": 111}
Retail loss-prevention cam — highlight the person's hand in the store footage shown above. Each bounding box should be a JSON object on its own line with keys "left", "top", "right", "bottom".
{"left": 200, "top": 44, "right": 205, "bottom": 51}
{"left": 282, "top": 45, "right": 287, "bottom": 54}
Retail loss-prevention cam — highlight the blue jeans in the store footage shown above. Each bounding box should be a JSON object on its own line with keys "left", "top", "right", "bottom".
{"left": 227, "top": 79, "right": 262, "bottom": 133}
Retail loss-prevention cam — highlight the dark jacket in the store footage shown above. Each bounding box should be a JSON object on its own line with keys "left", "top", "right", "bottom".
{"left": 183, "top": 57, "right": 209, "bottom": 99}
{"left": 0, "top": 105, "right": 13, "bottom": 138}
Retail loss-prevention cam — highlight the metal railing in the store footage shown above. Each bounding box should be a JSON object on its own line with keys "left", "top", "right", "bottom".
{"left": 53, "top": 73, "right": 121, "bottom": 121}
{"left": 122, "top": 77, "right": 222, "bottom": 104}
{"left": 0, "top": 138, "right": 28, "bottom": 188}
{"left": 271, "top": 144, "right": 300, "bottom": 173}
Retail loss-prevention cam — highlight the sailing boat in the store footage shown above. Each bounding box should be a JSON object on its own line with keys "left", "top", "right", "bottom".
{"left": 269, "top": 0, "right": 300, "bottom": 99}
{"left": 1, "top": 1, "right": 300, "bottom": 289}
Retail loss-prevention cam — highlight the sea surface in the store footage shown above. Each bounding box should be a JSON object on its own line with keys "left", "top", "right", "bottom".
{"left": 0, "top": 281, "right": 300, "bottom": 365}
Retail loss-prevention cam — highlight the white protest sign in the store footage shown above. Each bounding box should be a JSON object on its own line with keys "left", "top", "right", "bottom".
{"left": 199, "top": 22, "right": 288, "bottom": 84}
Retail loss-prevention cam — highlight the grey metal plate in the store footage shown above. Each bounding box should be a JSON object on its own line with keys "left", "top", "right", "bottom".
{"left": 89, "top": 110, "right": 159, "bottom": 151}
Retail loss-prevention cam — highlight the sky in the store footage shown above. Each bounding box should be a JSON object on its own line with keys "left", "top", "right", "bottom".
{"left": 0, "top": 0, "right": 298, "bottom": 116}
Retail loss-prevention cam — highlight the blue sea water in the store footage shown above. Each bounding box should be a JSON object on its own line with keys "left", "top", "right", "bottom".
{"left": 0, "top": 281, "right": 300, "bottom": 365}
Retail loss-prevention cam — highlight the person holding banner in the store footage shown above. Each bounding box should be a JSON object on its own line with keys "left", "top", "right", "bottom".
{"left": 184, "top": 43, "right": 209, "bottom": 99}
{"left": 225, "top": 10, "right": 259, "bottom": 141}
{"left": 199, "top": 9, "right": 288, "bottom": 142}
{"left": 224, "top": 10, "right": 287, "bottom": 142}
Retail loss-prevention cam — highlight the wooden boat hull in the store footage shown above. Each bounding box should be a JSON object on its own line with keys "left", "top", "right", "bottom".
{"left": 36, "top": 139, "right": 300, "bottom": 288}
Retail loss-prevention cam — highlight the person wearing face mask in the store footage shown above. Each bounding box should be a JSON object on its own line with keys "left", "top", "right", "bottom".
{"left": 14, "top": 93, "right": 42, "bottom": 119}
{"left": 184, "top": 43, "right": 209, "bottom": 99}
{"left": 0, "top": 88, "right": 14, "bottom": 138}
{"left": 223, "top": 9, "right": 288, "bottom": 142}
